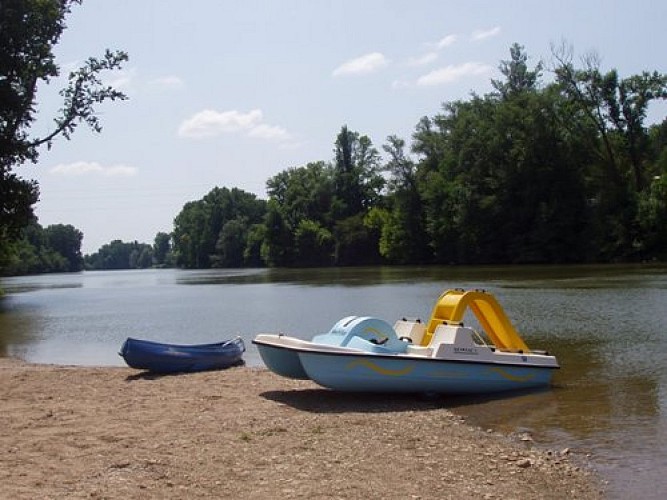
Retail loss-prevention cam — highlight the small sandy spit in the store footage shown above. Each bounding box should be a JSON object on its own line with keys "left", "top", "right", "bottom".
{"left": 0, "top": 358, "right": 604, "bottom": 499}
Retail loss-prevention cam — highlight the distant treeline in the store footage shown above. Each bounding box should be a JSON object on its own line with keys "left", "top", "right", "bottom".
{"left": 83, "top": 234, "right": 172, "bottom": 270}
{"left": 0, "top": 228, "right": 173, "bottom": 276}
{"left": 3, "top": 44, "right": 666, "bottom": 275}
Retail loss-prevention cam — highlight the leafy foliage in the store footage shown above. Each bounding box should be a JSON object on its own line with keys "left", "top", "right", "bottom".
{"left": 332, "top": 126, "right": 384, "bottom": 218}
{"left": 152, "top": 232, "right": 173, "bottom": 267}
{"left": 552, "top": 47, "right": 667, "bottom": 259}
{"left": 262, "top": 128, "right": 384, "bottom": 266}
{"left": 172, "top": 187, "right": 266, "bottom": 268}
{"left": 0, "top": 222, "right": 83, "bottom": 275}
{"left": 166, "top": 58, "right": 666, "bottom": 268}
{"left": 0, "top": 0, "right": 127, "bottom": 256}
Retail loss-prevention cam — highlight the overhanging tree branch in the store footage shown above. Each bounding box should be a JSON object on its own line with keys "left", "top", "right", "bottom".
{"left": 30, "top": 50, "right": 128, "bottom": 150}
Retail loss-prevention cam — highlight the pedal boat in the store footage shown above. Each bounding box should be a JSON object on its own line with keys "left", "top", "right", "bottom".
{"left": 253, "top": 289, "right": 559, "bottom": 394}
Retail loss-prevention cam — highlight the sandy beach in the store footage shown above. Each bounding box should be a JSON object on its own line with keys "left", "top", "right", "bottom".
{"left": 0, "top": 357, "right": 603, "bottom": 499}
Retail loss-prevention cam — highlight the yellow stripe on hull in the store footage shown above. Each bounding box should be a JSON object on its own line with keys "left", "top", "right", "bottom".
{"left": 487, "top": 367, "right": 536, "bottom": 382}
{"left": 347, "top": 360, "right": 538, "bottom": 381}
{"left": 346, "top": 359, "right": 414, "bottom": 376}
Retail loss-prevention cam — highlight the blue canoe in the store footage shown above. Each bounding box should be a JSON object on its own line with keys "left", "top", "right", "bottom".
{"left": 120, "top": 337, "right": 245, "bottom": 373}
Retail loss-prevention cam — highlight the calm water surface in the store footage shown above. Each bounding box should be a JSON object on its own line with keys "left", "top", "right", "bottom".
{"left": 2, "top": 264, "right": 666, "bottom": 498}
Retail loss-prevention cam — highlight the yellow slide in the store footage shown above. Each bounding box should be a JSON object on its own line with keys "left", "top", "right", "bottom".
{"left": 423, "top": 289, "right": 530, "bottom": 352}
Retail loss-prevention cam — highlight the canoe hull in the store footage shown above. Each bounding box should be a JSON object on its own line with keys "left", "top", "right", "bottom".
{"left": 120, "top": 337, "right": 245, "bottom": 373}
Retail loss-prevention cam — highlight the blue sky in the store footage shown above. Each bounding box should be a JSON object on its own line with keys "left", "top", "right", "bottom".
{"left": 24, "top": 0, "right": 667, "bottom": 254}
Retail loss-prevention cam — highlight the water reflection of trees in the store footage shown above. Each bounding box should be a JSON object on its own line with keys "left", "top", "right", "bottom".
{"left": 0, "top": 299, "right": 40, "bottom": 358}
{"left": 449, "top": 335, "right": 659, "bottom": 446}
{"left": 178, "top": 263, "right": 667, "bottom": 289}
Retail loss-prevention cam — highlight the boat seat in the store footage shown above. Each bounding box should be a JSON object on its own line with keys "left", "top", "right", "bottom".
{"left": 393, "top": 319, "right": 426, "bottom": 345}
{"left": 429, "top": 324, "right": 476, "bottom": 347}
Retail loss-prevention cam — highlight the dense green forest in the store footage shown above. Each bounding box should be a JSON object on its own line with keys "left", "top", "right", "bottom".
{"left": 168, "top": 45, "right": 667, "bottom": 268}
{"left": 2, "top": 44, "right": 667, "bottom": 275}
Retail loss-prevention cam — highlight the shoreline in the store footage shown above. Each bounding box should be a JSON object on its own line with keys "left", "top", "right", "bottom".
{"left": 0, "top": 358, "right": 604, "bottom": 499}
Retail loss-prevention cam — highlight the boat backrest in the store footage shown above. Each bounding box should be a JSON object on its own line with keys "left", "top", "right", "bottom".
{"left": 329, "top": 316, "right": 360, "bottom": 335}
{"left": 312, "top": 316, "right": 360, "bottom": 346}
{"left": 429, "top": 323, "right": 476, "bottom": 348}
{"left": 393, "top": 319, "right": 426, "bottom": 345}
{"left": 314, "top": 316, "right": 407, "bottom": 353}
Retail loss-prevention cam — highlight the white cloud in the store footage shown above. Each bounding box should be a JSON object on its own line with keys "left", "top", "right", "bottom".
{"left": 424, "top": 34, "right": 458, "bottom": 51}
{"left": 148, "top": 75, "right": 185, "bottom": 90}
{"left": 436, "top": 34, "right": 458, "bottom": 49}
{"left": 417, "top": 62, "right": 492, "bottom": 86}
{"left": 332, "top": 52, "right": 389, "bottom": 77}
{"left": 178, "top": 109, "right": 263, "bottom": 138}
{"left": 50, "top": 161, "right": 138, "bottom": 177}
{"left": 178, "top": 108, "right": 294, "bottom": 144}
{"left": 471, "top": 26, "right": 501, "bottom": 41}
{"left": 247, "top": 123, "right": 291, "bottom": 141}
{"left": 407, "top": 52, "right": 438, "bottom": 67}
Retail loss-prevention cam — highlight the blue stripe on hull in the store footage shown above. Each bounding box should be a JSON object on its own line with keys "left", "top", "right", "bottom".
{"left": 298, "top": 352, "right": 553, "bottom": 394}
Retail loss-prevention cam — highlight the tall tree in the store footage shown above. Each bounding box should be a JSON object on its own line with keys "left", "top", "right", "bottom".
{"left": 374, "top": 135, "right": 430, "bottom": 263}
{"left": 264, "top": 161, "right": 335, "bottom": 266}
{"left": 491, "top": 42, "right": 543, "bottom": 99}
{"left": 153, "top": 232, "right": 172, "bottom": 267}
{"left": 553, "top": 49, "right": 667, "bottom": 192}
{"left": 172, "top": 187, "right": 266, "bottom": 268}
{"left": 266, "top": 161, "right": 334, "bottom": 230}
{"left": 44, "top": 223, "right": 83, "bottom": 272}
{"left": 552, "top": 46, "right": 667, "bottom": 258}
{"left": 332, "top": 126, "right": 384, "bottom": 218}
{"left": 331, "top": 126, "right": 384, "bottom": 264}
{"left": 214, "top": 217, "right": 250, "bottom": 267}
{"left": 0, "top": 0, "right": 127, "bottom": 249}
{"left": 413, "top": 45, "right": 591, "bottom": 264}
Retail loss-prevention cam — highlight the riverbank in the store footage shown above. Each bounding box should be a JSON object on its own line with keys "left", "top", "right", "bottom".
{"left": 0, "top": 358, "right": 603, "bottom": 499}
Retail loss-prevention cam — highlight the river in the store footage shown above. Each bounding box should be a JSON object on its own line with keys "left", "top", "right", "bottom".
{"left": 1, "top": 264, "right": 666, "bottom": 498}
